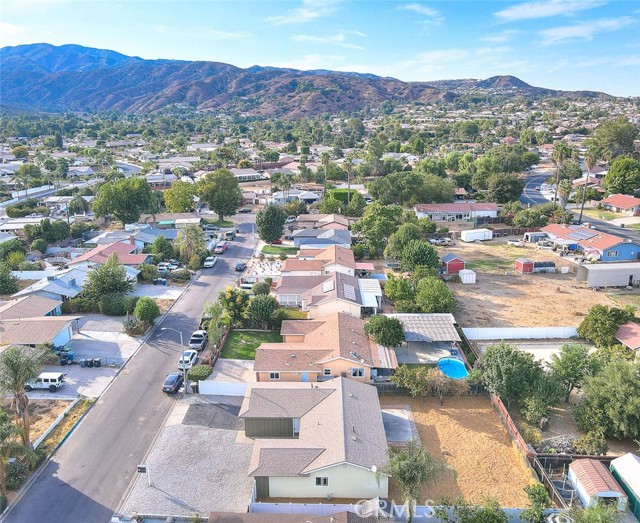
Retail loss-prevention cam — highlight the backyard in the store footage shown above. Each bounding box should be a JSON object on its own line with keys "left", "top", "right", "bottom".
{"left": 261, "top": 245, "right": 299, "bottom": 256}
{"left": 380, "top": 395, "right": 535, "bottom": 507}
{"left": 202, "top": 218, "right": 234, "bottom": 228}
{"left": 219, "top": 330, "right": 283, "bottom": 360}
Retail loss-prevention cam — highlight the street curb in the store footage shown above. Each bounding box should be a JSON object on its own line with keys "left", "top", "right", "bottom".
{"left": 0, "top": 397, "right": 95, "bottom": 521}
{"left": 0, "top": 274, "right": 204, "bottom": 521}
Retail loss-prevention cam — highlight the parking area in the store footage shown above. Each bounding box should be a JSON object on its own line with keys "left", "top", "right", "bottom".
{"left": 208, "top": 358, "right": 255, "bottom": 383}
{"left": 382, "top": 406, "right": 419, "bottom": 445}
{"left": 120, "top": 394, "right": 254, "bottom": 518}
{"left": 131, "top": 284, "right": 185, "bottom": 300}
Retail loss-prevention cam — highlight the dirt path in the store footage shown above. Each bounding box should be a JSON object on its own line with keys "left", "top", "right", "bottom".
{"left": 381, "top": 395, "right": 536, "bottom": 507}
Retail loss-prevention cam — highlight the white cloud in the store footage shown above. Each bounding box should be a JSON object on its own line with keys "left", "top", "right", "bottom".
{"left": 480, "top": 30, "right": 520, "bottom": 43}
{"left": 495, "top": 0, "right": 604, "bottom": 21}
{"left": 291, "top": 31, "right": 365, "bottom": 50}
{"left": 266, "top": 0, "right": 341, "bottom": 25}
{"left": 197, "top": 28, "right": 251, "bottom": 40}
{"left": 539, "top": 16, "right": 635, "bottom": 45}
{"left": 400, "top": 3, "right": 444, "bottom": 24}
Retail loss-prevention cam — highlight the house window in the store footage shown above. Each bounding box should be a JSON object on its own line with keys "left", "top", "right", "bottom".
{"left": 315, "top": 477, "right": 329, "bottom": 487}
{"left": 323, "top": 369, "right": 332, "bottom": 376}
{"left": 269, "top": 372, "right": 280, "bottom": 380}
{"left": 608, "top": 250, "right": 619, "bottom": 258}
{"left": 351, "top": 368, "right": 364, "bottom": 378}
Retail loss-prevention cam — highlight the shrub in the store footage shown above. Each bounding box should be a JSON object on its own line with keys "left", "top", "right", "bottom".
{"left": 272, "top": 307, "right": 288, "bottom": 329}
{"left": 188, "top": 253, "right": 204, "bottom": 270}
{"left": 352, "top": 243, "right": 365, "bottom": 260}
{"left": 138, "top": 264, "right": 159, "bottom": 283}
{"left": 98, "top": 293, "right": 137, "bottom": 316}
{"left": 30, "top": 238, "right": 48, "bottom": 254}
{"left": 61, "top": 297, "right": 98, "bottom": 313}
{"left": 520, "top": 396, "right": 550, "bottom": 426}
{"left": 135, "top": 297, "right": 160, "bottom": 324}
{"left": 0, "top": 262, "right": 19, "bottom": 294}
{"left": 519, "top": 424, "right": 543, "bottom": 446}
{"left": 187, "top": 364, "right": 212, "bottom": 381}
{"left": 123, "top": 295, "right": 139, "bottom": 314}
{"left": 252, "top": 281, "right": 270, "bottom": 295}
{"left": 6, "top": 461, "right": 28, "bottom": 490}
{"left": 122, "top": 314, "right": 141, "bottom": 335}
{"left": 170, "top": 269, "right": 191, "bottom": 282}
{"left": 573, "top": 430, "right": 608, "bottom": 455}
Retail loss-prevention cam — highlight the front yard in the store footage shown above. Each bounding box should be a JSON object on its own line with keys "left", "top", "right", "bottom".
{"left": 261, "top": 245, "right": 299, "bottom": 256}
{"left": 219, "top": 330, "right": 283, "bottom": 360}
{"left": 580, "top": 208, "right": 622, "bottom": 222}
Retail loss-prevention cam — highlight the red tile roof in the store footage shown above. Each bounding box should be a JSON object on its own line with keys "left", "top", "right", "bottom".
{"left": 414, "top": 202, "right": 498, "bottom": 213}
{"left": 601, "top": 194, "right": 640, "bottom": 209}
{"left": 68, "top": 242, "right": 146, "bottom": 266}
{"left": 541, "top": 224, "right": 629, "bottom": 251}
{"left": 615, "top": 322, "right": 640, "bottom": 350}
{"left": 569, "top": 459, "right": 624, "bottom": 497}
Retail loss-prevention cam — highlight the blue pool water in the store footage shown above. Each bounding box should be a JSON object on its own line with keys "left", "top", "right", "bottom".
{"left": 437, "top": 357, "right": 469, "bottom": 379}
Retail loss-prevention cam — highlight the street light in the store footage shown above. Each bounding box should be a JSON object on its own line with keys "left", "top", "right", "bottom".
{"left": 160, "top": 327, "right": 189, "bottom": 394}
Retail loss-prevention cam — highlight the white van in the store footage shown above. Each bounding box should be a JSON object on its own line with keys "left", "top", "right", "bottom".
{"left": 25, "top": 372, "right": 65, "bottom": 393}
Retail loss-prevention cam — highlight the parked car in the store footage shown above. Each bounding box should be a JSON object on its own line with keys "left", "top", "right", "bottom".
{"left": 507, "top": 239, "right": 524, "bottom": 247}
{"left": 177, "top": 350, "right": 198, "bottom": 370}
{"left": 285, "top": 215, "right": 296, "bottom": 223}
{"left": 223, "top": 230, "right": 236, "bottom": 241}
{"left": 271, "top": 239, "right": 283, "bottom": 245}
{"left": 189, "top": 330, "right": 208, "bottom": 351}
{"left": 203, "top": 224, "right": 219, "bottom": 232}
{"left": 24, "top": 372, "right": 65, "bottom": 393}
{"left": 157, "top": 262, "right": 170, "bottom": 271}
{"left": 436, "top": 237, "right": 454, "bottom": 246}
{"left": 203, "top": 256, "right": 217, "bottom": 268}
{"left": 214, "top": 241, "right": 228, "bottom": 254}
{"left": 235, "top": 262, "right": 247, "bottom": 272}
{"left": 536, "top": 240, "right": 554, "bottom": 249}
{"left": 167, "top": 260, "right": 181, "bottom": 270}
{"left": 162, "top": 372, "right": 184, "bottom": 394}
{"left": 238, "top": 208, "right": 252, "bottom": 213}
{"left": 534, "top": 186, "right": 541, "bottom": 191}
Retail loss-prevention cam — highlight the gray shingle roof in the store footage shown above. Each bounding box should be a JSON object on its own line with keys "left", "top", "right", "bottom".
{"left": 385, "top": 313, "right": 461, "bottom": 342}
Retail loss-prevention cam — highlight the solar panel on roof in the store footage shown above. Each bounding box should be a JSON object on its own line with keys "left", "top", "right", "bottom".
{"left": 343, "top": 284, "right": 356, "bottom": 301}
{"left": 568, "top": 230, "right": 597, "bottom": 240}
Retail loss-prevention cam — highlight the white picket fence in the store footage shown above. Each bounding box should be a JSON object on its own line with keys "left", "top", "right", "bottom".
{"left": 463, "top": 327, "right": 578, "bottom": 340}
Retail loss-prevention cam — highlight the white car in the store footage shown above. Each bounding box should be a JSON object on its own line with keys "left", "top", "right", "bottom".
{"left": 507, "top": 239, "right": 524, "bottom": 247}
{"left": 203, "top": 256, "right": 217, "bottom": 268}
{"left": 189, "top": 330, "right": 208, "bottom": 351}
{"left": 177, "top": 350, "right": 198, "bottom": 370}
{"left": 285, "top": 215, "right": 296, "bottom": 223}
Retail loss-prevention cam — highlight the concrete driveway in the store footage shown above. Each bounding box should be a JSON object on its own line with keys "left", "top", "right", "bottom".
{"left": 131, "top": 284, "right": 185, "bottom": 300}
{"left": 382, "top": 407, "right": 419, "bottom": 446}
{"left": 209, "top": 359, "right": 255, "bottom": 383}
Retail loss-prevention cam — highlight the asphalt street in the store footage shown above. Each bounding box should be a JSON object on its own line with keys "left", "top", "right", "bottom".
{"left": 3, "top": 213, "right": 257, "bottom": 523}
{"left": 519, "top": 168, "right": 553, "bottom": 206}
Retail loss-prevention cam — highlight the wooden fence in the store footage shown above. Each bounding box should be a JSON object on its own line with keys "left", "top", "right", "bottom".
{"left": 488, "top": 393, "right": 533, "bottom": 458}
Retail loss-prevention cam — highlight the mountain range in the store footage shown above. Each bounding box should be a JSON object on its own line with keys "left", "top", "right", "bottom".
{"left": 0, "top": 43, "right": 612, "bottom": 117}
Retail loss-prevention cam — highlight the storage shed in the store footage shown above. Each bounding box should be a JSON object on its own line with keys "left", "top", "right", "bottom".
{"left": 516, "top": 258, "right": 534, "bottom": 274}
{"left": 568, "top": 459, "right": 627, "bottom": 511}
{"left": 576, "top": 262, "right": 640, "bottom": 288}
{"left": 610, "top": 453, "right": 640, "bottom": 519}
{"left": 441, "top": 253, "right": 466, "bottom": 275}
{"left": 458, "top": 269, "right": 476, "bottom": 284}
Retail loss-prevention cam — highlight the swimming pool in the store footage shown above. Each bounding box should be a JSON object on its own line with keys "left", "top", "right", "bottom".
{"left": 437, "top": 357, "right": 469, "bottom": 379}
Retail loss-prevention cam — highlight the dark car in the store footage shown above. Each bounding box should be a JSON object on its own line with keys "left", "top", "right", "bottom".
{"left": 235, "top": 262, "right": 247, "bottom": 272}
{"left": 162, "top": 372, "right": 184, "bottom": 394}
{"left": 271, "top": 239, "right": 283, "bottom": 245}
{"left": 238, "top": 208, "right": 252, "bottom": 213}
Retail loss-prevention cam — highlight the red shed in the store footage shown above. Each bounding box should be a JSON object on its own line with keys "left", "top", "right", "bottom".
{"left": 516, "top": 258, "right": 534, "bottom": 274}
{"left": 441, "top": 253, "right": 466, "bottom": 275}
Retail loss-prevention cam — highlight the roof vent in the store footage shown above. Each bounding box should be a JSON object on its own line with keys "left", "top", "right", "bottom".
{"left": 289, "top": 354, "right": 296, "bottom": 358}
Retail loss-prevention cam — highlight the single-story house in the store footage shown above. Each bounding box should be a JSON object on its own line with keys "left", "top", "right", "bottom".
{"left": 600, "top": 194, "right": 640, "bottom": 216}
{"left": 568, "top": 459, "right": 627, "bottom": 511}
{"left": 572, "top": 176, "right": 602, "bottom": 189}
{"left": 295, "top": 213, "right": 353, "bottom": 231}
{"left": 12, "top": 267, "right": 89, "bottom": 301}
{"left": 43, "top": 195, "right": 94, "bottom": 212}
{"left": 0, "top": 295, "right": 62, "bottom": 318}
{"left": 68, "top": 241, "right": 151, "bottom": 269}
{"left": 281, "top": 246, "right": 356, "bottom": 277}
{"left": 84, "top": 227, "right": 178, "bottom": 250}
{"left": 137, "top": 212, "right": 202, "bottom": 229}
{"left": 614, "top": 322, "right": 640, "bottom": 357}
{"left": 67, "top": 166, "right": 94, "bottom": 177}
{"left": 145, "top": 172, "right": 177, "bottom": 189}
{"left": 230, "top": 167, "right": 263, "bottom": 182}
{"left": 254, "top": 313, "right": 397, "bottom": 383}
{"left": 292, "top": 228, "right": 351, "bottom": 249}
{"left": 271, "top": 189, "right": 321, "bottom": 206}
{"left": 239, "top": 377, "right": 389, "bottom": 500}
{"left": 0, "top": 316, "right": 78, "bottom": 347}
{"left": 610, "top": 453, "right": 640, "bottom": 519}
{"left": 441, "top": 253, "right": 466, "bottom": 275}
{"left": 542, "top": 224, "right": 640, "bottom": 262}
{"left": 413, "top": 202, "right": 498, "bottom": 222}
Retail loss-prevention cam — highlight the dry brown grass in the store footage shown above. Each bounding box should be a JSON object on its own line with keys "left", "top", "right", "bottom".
{"left": 380, "top": 395, "right": 536, "bottom": 508}
{"left": 0, "top": 399, "right": 71, "bottom": 442}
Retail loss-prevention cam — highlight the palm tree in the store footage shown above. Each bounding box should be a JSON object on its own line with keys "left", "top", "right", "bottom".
{"left": 174, "top": 224, "right": 207, "bottom": 263}
{"left": 320, "top": 152, "right": 330, "bottom": 185}
{"left": 344, "top": 157, "right": 354, "bottom": 206}
{"left": 551, "top": 142, "right": 572, "bottom": 208}
{"left": 0, "top": 409, "right": 35, "bottom": 497}
{"left": 578, "top": 149, "right": 598, "bottom": 224}
{"left": 271, "top": 171, "right": 294, "bottom": 203}
{"left": 558, "top": 179, "right": 573, "bottom": 209}
{"left": 68, "top": 194, "right": 89, "bottom": 215}
{"left": 0, "top": 346, "right": 45, "bottom": 449}
{"left": 380, "top": 438, "right": 452, "bottom": 523}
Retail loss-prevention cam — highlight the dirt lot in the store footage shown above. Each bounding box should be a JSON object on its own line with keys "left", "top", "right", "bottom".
{"left": 380, "top": 395, "right": 535, "bottom": 507}
{"left": 0, "top": 399, "right": 71, "bottom": 442}
{"left": 440, "top": 240, "right": 622, "bottom": 327}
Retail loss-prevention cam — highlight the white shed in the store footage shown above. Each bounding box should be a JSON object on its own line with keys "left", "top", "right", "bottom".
{"left": 458, "top": 269, "right": 476, "bottom": 284}
{"left": 568, "top": 459, "right": 627, "bottom": 511}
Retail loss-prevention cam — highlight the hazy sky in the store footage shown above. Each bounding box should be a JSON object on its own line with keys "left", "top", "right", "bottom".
{"left": 1, "top": 0, "right": 639, "bottom": 96}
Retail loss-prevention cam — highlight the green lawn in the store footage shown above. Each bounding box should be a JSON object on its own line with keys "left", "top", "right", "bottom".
{"left": 219, "top": 330, "right": 283, "bottom": 360}
{"left": 466, "top": 254, "right": 518, "bottom": 272}
{"left": 581, "top": 208, "right": 622, "bottom": 222}
{"left": 202, "top": 218, "right": 234, "bottom": 227}
{"left": 261, "top": 245, "right": 299, "bottom": 256}
{"left": 624, "top": 223, "right": 640, "bottom": 231}
{"left": 608, "top": 292, "right": 640, "bottom": 309}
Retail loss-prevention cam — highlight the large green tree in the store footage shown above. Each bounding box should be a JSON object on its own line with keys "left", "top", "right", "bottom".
{"left": 577, "top": 304, "right": 635, "bottom": 349}
{"left": 82, "top": 253, "right": 135, "bottom": 300}
{"left": 0, "top": 346, "right": 45, "bottom": 449}
{"left": 199, "top": 169, "right": 242, "bottom": 221}
{"left": 93, "top": 177, "right": 153, "bottom": 225}
{"left": 415, "top": 276, "right": 456, "bottom": 313}
{"left": 401, "top": 240, "right": 439, "bottom": 272}
{"left": 256, "top": 205, "right": 287, "bottom": 244}
{"left": 351, "top": 203, "right": 404, "bottom": 255}
{"left": 364, "top": 315, "right": 405, "bottom": 347}
{"left": 602, "top": 157, "right": 640, "bottom": 195}
{"left": 245, "top": 294, "right": 278, "bottom": 330}
{"left": 218, "top": 287, "right": 250, "bottom": 327}
{"left": 549, "top": 344, "right": 600, "bottom": 401}
{"left": 0, "top": 263, "right": 18, "bottom": 295}
{"left": 164, "top": 181, "right": 198, "bottom": 212}
{"left": 486, "top": 173, "right": 525, "bottom": 203}
{"left": 174, "top": 224, "right": 207, "bottom": 262}
{"left": 591, "top": 117, "right": 639, "bottom": 160}
{"left": 384, "top": 223, "right": 422, "bottom": 261}
{"left": 149, "top": 235, "right": 175, "bottom": 262}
